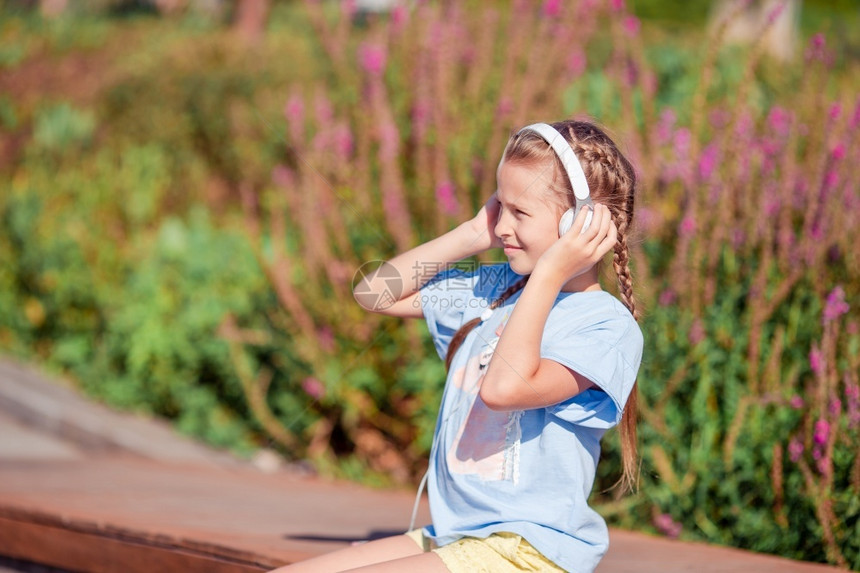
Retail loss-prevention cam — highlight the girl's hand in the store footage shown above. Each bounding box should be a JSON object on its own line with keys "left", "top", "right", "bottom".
{"left": 535, "top": 204, "right": 617, "bottom": 286}
{"left": 465, "top": 191, "right": 504, "bottom": 252}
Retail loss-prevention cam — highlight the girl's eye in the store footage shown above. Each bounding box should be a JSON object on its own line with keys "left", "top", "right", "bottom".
{"left": 516, "top": 209, "right": 528, "bottom": 216}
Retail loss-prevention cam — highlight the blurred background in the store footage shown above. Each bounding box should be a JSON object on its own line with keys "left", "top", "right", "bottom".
{"left": 0, "top": 0, "right": 858, "bottom": 568}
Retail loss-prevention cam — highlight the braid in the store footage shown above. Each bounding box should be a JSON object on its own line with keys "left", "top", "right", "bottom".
{"left": 444, "top": 275, "right": 529, "bottom": 371}
{"left": 564, "top": 121, "right": 641, "bottom": 493}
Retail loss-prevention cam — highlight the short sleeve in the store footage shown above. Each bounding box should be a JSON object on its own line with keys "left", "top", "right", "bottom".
{"left": 420, "top": 263, "right": 519, "bottom": 361}
{"left": 540, "top": 294, "right": 643, "bottom": 428}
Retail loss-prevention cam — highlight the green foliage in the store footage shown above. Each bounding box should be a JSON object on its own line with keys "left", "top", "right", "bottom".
{"left": 0, "top": 1, "right": 858, "bottom": 567}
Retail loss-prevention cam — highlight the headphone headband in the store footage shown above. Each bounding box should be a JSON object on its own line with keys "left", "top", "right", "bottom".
{"left": 517, "top": 123, "right": 593, "bottom": 210}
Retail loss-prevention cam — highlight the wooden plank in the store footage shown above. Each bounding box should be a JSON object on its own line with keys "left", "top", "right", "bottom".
{"left": 0, "top": 515, "right": 271, "bottom": 573}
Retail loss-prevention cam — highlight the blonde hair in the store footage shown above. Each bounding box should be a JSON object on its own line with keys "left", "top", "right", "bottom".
{"left": 446, "top": 119, "right": 640, "bottom": 492}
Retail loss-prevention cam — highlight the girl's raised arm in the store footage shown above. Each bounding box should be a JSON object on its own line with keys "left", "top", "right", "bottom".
{"left": 353, "top": 195, "right": 501, "bottom": 318}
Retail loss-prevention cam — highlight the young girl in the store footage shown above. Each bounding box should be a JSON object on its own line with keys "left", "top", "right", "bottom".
{"left": 274, "top": 119, "right": 643, "bottom": 573}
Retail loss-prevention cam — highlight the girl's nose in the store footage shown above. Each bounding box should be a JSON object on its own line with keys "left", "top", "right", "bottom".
{"left": 494, "top": 209, "right": 511, "bottom": 240}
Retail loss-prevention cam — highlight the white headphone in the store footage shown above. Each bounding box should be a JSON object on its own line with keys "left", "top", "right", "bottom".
{"left": 517, "top": 123, "right": 593, "bottom": 236}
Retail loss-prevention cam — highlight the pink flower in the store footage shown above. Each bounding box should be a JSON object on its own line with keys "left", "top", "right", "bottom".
{"left": 788, "top": 437, "right": 804, "bottom": 462}
{"left": 852, "top": 96, "right": 860, "bottom": 129}
{"left": 832, "top": 144, "right": 846, "bottom": 160}
{"left": 709, "top": 108, "right": 731, "bottom": 129}
{"left": 622, "top": 15, "right": 640, "bottom": 36}
{"left": 271, "top": 165, "right": 295, "bottom": 188}
{"left": 829, "top": 397, "right": 842, "bottom": 417}
{"left": 828, "top": 103, "right": 841, "bottom": 120}
{"left": 284, "top": 94, "right": 304, "bottom": 125}
{"left": 813, "top": 419, "right": 829, "bottom": 446}
{"left": 567, "top": 51, "right": 587, "bottom": 78}
{"left": 845, "top": 380, "right": 860, "bottom": 428}
{"left": 812, "top": 33, "right": 825, "bottom": 49}
{"left": 542, "top": 0, "right": 561, "bottom": 18}
{"left": 333, "top": 123, "right": 354, "bottom": 160}
{"left": 767, "top": 106, "right": 791, "bottom": 136}
{"left": 316, "top": 326, "right": 335, "bottom": 353}
{"left": 789, "top": 395, "right": 804, "bottom": 409}
{"left": 436, "top": 181, "right": 459, "bottom": 216}
{"left": 341, "top": 0, "right": 357, "bottom": 19}
{"left": 809, "top": 347, "right": 822, "bottom": 375}
{"left": 358, "top": 43, "right": 387, "bottom": 76}
{"left": 698, "top": 144, "right": 719, "bottom": 181}
{"left": 656, "top": 108, "right": 676, "bottom": 145}
{"left": 688, "top": 319, "right": 705, "bottom": 346}
{"left": 496, "top": 97, "right": 514, "bottom": 118}
{"left": 378, "top": 122, "right": 400, "bottom": 160}
{"left": 823, "top": 286, "right": 849, "bottom": 324}
{"left": 302, "top": 377, "right": 326, "bottom": 400}
{"left": 658, "top": 289, "right": 676, "bottom": 307}
{"left": 653, "top": 514, "right": 682, "bottom": 539}
{"left": 816, "top": 453, "right": 831, "bottom": 476}
{"left": 610, "top": 0, "right": 625, "bottom": 13}
{"left": 391, "top": 3, "right": 408, "bottom": 30}
{"left": 315, "top": 93, "right": 333, "bottom": 126}
{"left": 679, "top": 215, "right": 696, "bottom": 238}
{"left": 765, "top": 0, "right": 786, "bottom": 24}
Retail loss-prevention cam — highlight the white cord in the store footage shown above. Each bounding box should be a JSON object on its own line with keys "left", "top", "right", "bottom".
{"left": 408, "top": 469, "right": 430, "bottom": 532}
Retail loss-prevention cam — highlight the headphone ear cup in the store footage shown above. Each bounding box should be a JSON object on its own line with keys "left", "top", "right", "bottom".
{"left": 581, "top": 206, "right": 593, "bottom": 234}
{"left": 558, "top": 208, "right": 575, "bottom": 236}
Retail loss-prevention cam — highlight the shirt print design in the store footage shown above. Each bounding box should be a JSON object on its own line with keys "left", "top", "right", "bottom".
{"left": 446, "top": 313, "right": 523, "bottom": 483}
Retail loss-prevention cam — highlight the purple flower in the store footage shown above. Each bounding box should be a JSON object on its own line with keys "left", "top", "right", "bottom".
{"left": 788, "top": 437, "right": 804, "bottom": 462}
{"left": 813, "top": 419, "right": 829, "bottom": 446}
{"left": 823, "top": 286, "right": 849, "bottom": 324}
{"left": 653, "top": 513, "right": 682, "bottom": 539}
{"left": 302, "top": 377, "right": 326, "bottom": 400}
{"left": 358, "top": 43, "right": 387, "bottom": 76}
{"left": 789, "top": 395, "right": 804, "bottom": 409}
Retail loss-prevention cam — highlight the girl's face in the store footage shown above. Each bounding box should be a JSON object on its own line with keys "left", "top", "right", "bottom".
{"left": 494, "top": 159, "right": 565, "bottom": 276}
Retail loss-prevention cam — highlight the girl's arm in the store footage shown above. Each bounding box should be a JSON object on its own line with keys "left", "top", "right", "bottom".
{"left": 353, "top": 196, "right": 502, "bottom": 318}
{"left": 480, "top": 205, "right": 617, "bottom": 411}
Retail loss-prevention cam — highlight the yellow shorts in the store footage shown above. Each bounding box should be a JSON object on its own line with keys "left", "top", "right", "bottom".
{"left": 405, "top": 529, "right": 564, "bottom": 572}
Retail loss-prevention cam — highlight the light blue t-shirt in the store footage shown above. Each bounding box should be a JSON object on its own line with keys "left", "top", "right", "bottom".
{"left": 419, "top": 262, "right": 643, "bottom": 573}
